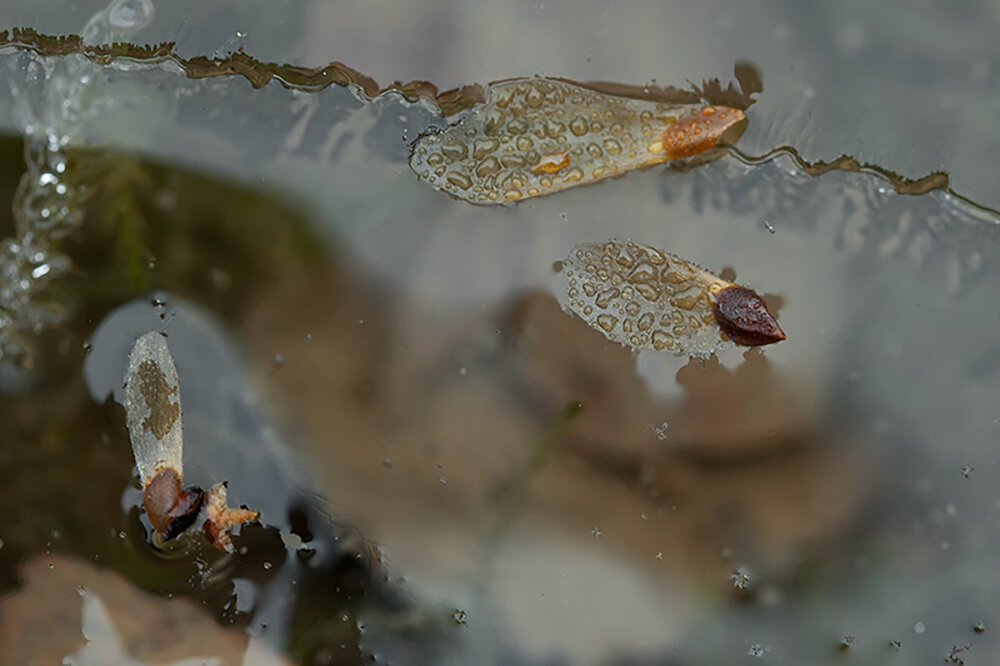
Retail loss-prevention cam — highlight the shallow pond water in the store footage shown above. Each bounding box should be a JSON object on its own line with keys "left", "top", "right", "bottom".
{"left": 1, "top": 1, "right": 1000, "bottom": 665}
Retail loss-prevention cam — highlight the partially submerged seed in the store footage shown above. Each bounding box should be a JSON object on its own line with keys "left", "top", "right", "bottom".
{"left": 410, "top": 77, "right": 744, "bottom": 204}
{"left": 560, "top": 240, "right": 784, "bottom": 357}
{"left": 124, "top": 331, "right": 258, "bottom": 549}
{"left": 711, "top": 286, "right": 785, "bottom": 346}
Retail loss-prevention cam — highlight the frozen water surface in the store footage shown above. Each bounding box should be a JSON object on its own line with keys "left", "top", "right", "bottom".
{"left": 0, "top": 1, "right": 999, "bottom": 664}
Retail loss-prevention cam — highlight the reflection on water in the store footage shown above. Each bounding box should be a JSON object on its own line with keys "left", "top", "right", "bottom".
{"left": 0, "top": 4, "right": 999, "bottom": 665}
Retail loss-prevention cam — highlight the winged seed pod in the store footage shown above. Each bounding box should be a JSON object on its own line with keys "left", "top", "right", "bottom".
{"left": 560, "top": 240, "right": 784, "bottom": 357}
{"left": 409, "top": 77, "right": 744, "bottom": 205}
{"left": 124, "top": 331, "right": 258, "bottom": 551}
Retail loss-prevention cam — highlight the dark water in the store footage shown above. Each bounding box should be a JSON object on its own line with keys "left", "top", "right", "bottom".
{"left": 1, "top": 2, "right": 1000, "bottom": 665}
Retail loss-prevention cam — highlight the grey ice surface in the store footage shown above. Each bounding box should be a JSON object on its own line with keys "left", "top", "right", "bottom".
{"left": 6, "top": 2, "right": 1000, "bottom": 664}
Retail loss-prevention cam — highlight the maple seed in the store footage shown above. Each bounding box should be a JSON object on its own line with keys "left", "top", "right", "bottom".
{"left": 126, "top": 331, "right": 260, "bottom": 550}
{"left": 710, "top": 286, "right": 785, "bottom": 346}
{"left": 409, "top": 77, "right": 746, "bottom": 205}
{"left": 142, "top": 467, "right": 183, "bottom": 535}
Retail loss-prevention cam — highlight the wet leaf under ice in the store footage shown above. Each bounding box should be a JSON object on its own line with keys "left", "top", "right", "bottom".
{"left": 0, "top": 555, "right": 281, "bottom": 665}
{"left": 124, "top": 331, "right": 258, "bottom": 551}
{"left": 410, "top": 77, "right": 744, "bottom": 204}
{"left": 560, "top": 240, "right": 784, "bottom": 357}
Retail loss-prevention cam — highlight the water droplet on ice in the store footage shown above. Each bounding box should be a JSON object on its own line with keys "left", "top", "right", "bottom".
{"left": 731, "top": 567, "right": 752, "bottom": 589}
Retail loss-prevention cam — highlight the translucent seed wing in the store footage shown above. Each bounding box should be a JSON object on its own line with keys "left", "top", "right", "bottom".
{"left": 410, "top": 77, "right": 744, "bottom": 205}
{"left": 124, "top": 332, "right": 183, "bottom": 486}
{"left": 561, "top": 240, "right": 732, "bottom": 358}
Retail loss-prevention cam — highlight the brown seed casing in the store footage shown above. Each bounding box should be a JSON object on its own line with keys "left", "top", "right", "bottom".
{"left": 142, "top": 467, "right": 205, "bottom": 542}
{"left": 142, "top": 467, "right": 182, "bottom": 535}
{"left": 710, "top": 286, "right": 786, "bottom": 347}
